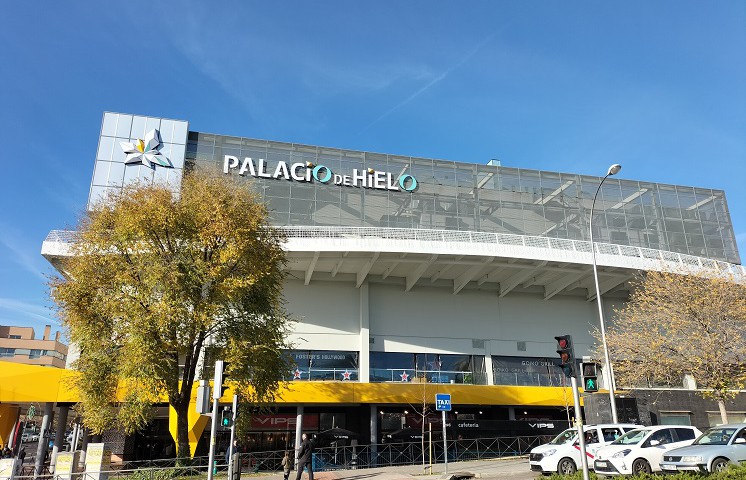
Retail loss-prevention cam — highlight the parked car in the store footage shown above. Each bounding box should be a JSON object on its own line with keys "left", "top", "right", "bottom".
{"left": 593, "top": 425, "right": 702, "bottom": 475}
{"left": 22, "top": 433, "right": 39, "bottom": 443}
{"left": 529, "top": 424, "right": 639, "bottom": 475}
{"left": 658, "top": 423, "right": 746, "bottom": 473}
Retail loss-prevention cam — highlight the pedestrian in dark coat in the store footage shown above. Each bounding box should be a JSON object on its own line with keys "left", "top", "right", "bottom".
{"left": 294, "top": 434, "right": 314, "bottom": 480}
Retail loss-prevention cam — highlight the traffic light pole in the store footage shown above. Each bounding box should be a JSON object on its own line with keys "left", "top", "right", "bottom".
{"left": 227, "top": 394, "right": 238, "bottom": 479}
{"left": 571, "top": 376, "right": 590, "bottom": 480}
{"left": 207, "top": 360, "right": 224, "bottom": 480}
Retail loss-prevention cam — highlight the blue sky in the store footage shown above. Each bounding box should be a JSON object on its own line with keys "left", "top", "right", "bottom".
{"left": 0, "top": 1, "right": 744, "bottom": 335}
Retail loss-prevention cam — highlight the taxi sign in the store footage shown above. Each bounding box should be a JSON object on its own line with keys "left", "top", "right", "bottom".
{"left": 435, "top": 393, "right": 451, "bottom": 411}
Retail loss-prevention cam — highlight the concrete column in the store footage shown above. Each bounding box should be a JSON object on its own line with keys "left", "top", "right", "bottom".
{"left": 294, "top": 406, "right": 304, "bottom": 463}
{"left": 508, "top": 407, "right": 516, "bottom": 421}
{"left": 369, "top": 405, "right": 378, "bottom": 465}
{"left": 483, "top": 341, "right": 494, "bottom": 385}
{"left": 358, "top": 283, "right": 370, "bottom": 382}
{"left": 80, "top": 429, "right": 90, "bottom": 462}
{"left": 70, "top": 423, "right": 80, "bottom": 452}
{"left": 51, "top": 404, "right": 69, "bottom": 468}
{"left": 34, "top": 402, "right": 54, "bottom": 477}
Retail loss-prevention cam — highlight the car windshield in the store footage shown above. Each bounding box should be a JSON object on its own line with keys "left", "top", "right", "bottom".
{"left": 611, "top": 429, "right": 648, "bottom": 445}
{"left": 549, "top": 429, "right": 577, "bottom": 445}
{"left": 694, "top": 428, "right": 737, "bottom": 446}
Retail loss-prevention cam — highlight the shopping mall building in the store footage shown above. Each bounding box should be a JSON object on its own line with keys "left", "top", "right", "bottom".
{"left": 26, "top": 112, "right": 746, "bottom": 458}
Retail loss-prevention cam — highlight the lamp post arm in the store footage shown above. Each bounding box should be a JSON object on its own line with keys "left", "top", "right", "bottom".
{"left": 589, "top": 173, "right": 619, "bottom": 424}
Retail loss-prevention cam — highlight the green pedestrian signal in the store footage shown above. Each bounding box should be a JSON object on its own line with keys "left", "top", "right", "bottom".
{"left": 221, "top": 407, "right": 233, "bottom": 428}
{"left": 584, "top": 377, "right": 598, "bottom": 392}
{"left": 581, "top": 362, "right": 600, "bottom": 392}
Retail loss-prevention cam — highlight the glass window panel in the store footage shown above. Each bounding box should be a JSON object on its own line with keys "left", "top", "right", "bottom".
{"left": 97, "top": 136, "right": 115, "bottom": 161}
{"left": 102, "top": 112, "right": 118, "bottom": 136}
{"left": 130, "top": 116, "right": 147, "bottom": 140}
{"left": 92, "top": 161, "right": 110, "bottom": 186}
{"left": 665, "top": 219, "right": 685, "bottom": 233}
{"left": 291, "top": 184, "right": 316, "bottom": 201}
{"left": 115, "top": 114, "right": 133, "bottom": 138}
{"left": 107, "top": 162, "right": 125, "bottom": 186}
{"left": 265, "top": 196, "right": 290, "bottom": 212}
{"left": 111, "top": 138, "right": 129, "bottom": 163}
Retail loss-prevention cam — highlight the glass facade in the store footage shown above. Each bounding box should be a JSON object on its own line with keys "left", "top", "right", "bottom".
{"left": 492, "top": 356, "right": 567, "bottom": 387}
{"left": 90, "top": 112, "right": 188, "bottom": 209}
{"left": 369, "top": 352, "right": 488, "bottom": 384}
{"left": 285, "top": 349, "right": 359, "bottom": 381}
{"left": 184, "top": 133, "right": 739, "bottom": 264}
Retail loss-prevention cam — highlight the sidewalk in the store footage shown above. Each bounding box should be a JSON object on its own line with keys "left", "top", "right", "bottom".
{"left": 252, "top": 456, "right": 532, "bottom": 480}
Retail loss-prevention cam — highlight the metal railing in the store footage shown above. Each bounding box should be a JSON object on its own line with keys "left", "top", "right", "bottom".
{"left": 369, "top": 368, "right": 485, "bottom": 384}
{"left": 238, "top": 435, "right": 551, "bottom": 472}
{"left": 10, "top": 434, "right": 551, "bottom": 479}
{"left": 45, "top": 226, "right": 745, "bottom": 277}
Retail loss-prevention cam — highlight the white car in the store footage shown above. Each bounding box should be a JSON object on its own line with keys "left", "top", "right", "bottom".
{"left": 594, "top": 425, "right": 702, "bottom": 475}
{"left": 530, "top": 424, "right": 639, "bottom": 475}
{"left": 659, "top": 423, "right": 746, "bottom": 473}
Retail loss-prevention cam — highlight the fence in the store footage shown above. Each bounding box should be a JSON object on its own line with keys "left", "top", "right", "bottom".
{"left": 238, "top": 434, "right": 552, "bottom": 472}
{"left": 8, "top": 434, "right": 550, "bottom": 480}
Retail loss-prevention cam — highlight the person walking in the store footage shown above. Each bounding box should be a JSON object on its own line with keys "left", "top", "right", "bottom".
{"left": 294, "top": 434, "right": 314, "bottom": 480}
{"left": 281, "top": 450, "right": 293, "bottom": 480}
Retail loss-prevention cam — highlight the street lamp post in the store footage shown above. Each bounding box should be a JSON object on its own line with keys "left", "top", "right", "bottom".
{"left": 589, "top": 164, "right": 621, "bottom": 424}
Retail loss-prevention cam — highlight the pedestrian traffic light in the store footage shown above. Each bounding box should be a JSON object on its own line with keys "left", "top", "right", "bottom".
{"left": 582, "top": 362, "right": 599, "bottom": 392}
{"left": 221, "top": 407, "right": 233, "bottom": 428}
{"left": 555, "top": 335, "right": 576, "bottom": 378}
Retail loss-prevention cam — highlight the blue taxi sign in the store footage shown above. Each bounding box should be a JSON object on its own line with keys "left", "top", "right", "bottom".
{"left": 435, "top": 393, "right": 452, "bottom": 411}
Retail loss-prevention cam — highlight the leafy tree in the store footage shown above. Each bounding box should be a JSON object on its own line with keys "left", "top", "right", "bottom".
{"left": 603, "top": 269, "right": 746, "bottom": 424}
{"left": 51, "top": 171, "right": 291, "bottom": 456}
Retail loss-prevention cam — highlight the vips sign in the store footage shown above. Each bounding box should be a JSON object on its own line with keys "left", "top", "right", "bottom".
{"left": 224, "top": 156, "right": 418, "bottom": 192}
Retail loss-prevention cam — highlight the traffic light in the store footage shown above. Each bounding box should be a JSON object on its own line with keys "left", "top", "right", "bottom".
{"left": 555, "top": 335, "right": 576, "bottom": 378}
{"left": 221, "top": 407, "right": 233, "bottom": 428}
{"left": 582, "top": 362, "right": 599, "bottom": 392}
{"left": 213, "top": 360, "right": 230, "bottom": 400}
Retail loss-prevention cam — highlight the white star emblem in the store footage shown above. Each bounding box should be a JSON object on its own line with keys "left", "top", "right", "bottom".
{"left": 342, "top": 370, "right": 351, "bottom": 380}
{"left": 120, "top": 129, "right": 172, "bottom": 169}
{"left": 400, "top": 371, "right": 409, "bottom": 382}
{"left": 293, "top": 369, "right": 303, "bottom": 380}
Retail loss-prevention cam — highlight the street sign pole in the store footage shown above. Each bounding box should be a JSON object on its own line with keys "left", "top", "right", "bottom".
{"left": 571, "top": 376, "right": 590, "bottom": 480}
{"left": 227, "top": 394, "right": 238, "bottom": 480}
{"left": 207, "top": 360, "right": 224, "bottom": 480}
{"left": 442, "top": 409, "right": 448, "bottom": 474}
{"left": 435, "top": 393, "right": 451, "bottom": 474}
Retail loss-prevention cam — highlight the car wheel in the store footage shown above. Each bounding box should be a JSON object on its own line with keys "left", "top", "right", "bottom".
{"left": 632, "top": 458, "right": 652, "bottom": 474}
{"left": 711, "top": 458, "right": 729, "bottom": 472}
{"left": 558, "top": 458, "right": 577, "bottom": 475}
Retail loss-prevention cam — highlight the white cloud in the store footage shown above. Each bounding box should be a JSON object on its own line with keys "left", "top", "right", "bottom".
{"left": 0, "top": 225, "right": 48, "bottom": 282}
{"left": 0, "top": 298, "right": 59, "bottom": 326}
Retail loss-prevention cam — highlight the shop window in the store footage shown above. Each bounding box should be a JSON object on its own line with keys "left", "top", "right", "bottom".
{"left": 492, "top": 356, "right": 567, "bottom": 387}
{"left": 369, "top": 352, "right": 486, "bottom": 384}
{"left": 707, "top": 412, "right": 746, "bottom": 426}
{"left": 285, "top": 350, "right": 359, "bottom": 382}
{"left": 660, "top": 412, "right": 691, "bottom": 426}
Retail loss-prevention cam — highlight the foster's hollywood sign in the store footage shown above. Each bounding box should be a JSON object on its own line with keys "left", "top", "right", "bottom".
{"left": 223, "top": 155, "right": 418, "bottom": 192}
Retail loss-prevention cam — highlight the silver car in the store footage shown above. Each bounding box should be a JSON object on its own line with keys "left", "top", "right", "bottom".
{"left": 659, "top": 423, "right": 746, "bottom": 473}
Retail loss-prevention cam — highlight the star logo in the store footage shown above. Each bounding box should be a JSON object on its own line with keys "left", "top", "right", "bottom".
{"left": 342, "top": 370, "right": 351, "bottom": 381}
{"left": 293, "top": 369, "right": 303, "bottom": 380}
{"left": 400, "top": 371, "right": 410, "bottom": 382}
{"left": 120, "top": 129, "right": 172, "bottom": 169}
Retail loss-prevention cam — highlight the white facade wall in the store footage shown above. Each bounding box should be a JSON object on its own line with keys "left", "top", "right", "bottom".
{"left": 283, "top": 277, "right": 620, "bottom": 380}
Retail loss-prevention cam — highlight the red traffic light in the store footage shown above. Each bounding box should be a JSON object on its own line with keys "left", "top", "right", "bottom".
{"left": 554, "top": 335, "right": 576, "bottom": 378}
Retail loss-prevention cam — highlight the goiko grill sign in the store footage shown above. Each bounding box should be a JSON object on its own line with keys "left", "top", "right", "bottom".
{"left": 223, "top": 155, "right": 418, "bottom": 192}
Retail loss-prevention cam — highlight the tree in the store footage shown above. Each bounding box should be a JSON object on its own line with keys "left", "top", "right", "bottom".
{"left": 602, "top": 268, "right": 746, "bottom": 424}
{"left": 51, "top": 171, "right": 291, "bottom": 457}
